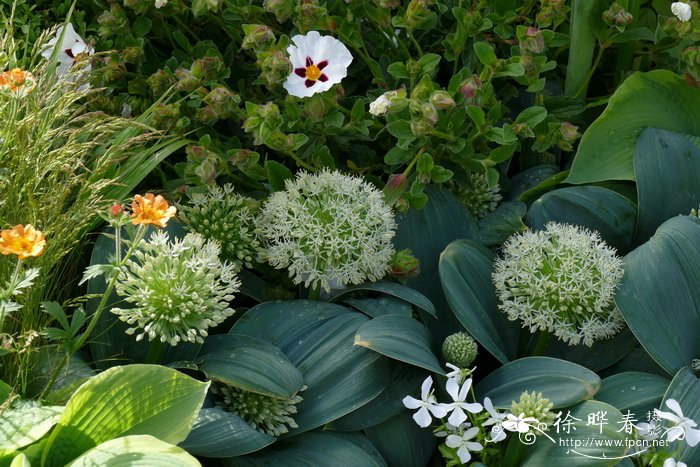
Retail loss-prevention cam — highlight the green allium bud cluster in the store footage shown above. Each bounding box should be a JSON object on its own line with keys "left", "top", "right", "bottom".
{"left": 214, "top": 382, "right": 304, "bottom": 436}
{"left": 112, "top": 231, "right": 239, "bottom": 346}
{"left": 178, "top": 184, "right": 261, "bottom": 272}
{"left": 455, "top": 172, "right": 502, "bottom": 219}
{"left": 442, "top": 332, "right": 478, "bottom": 368}
{"left": 493, "top": 222, "right": 625, "bottom": 347}
{"left": 511, "top": 391, "right": 556, "bottom": 427}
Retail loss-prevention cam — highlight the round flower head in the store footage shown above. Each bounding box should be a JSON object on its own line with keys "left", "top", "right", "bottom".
{"left": 0, "top": 69, "right": 36, "bottom": 97}
{"left": 493, "top": 222, "right": 625, "bottom": 347}
{"left": 455, "top": 172, "right": 502, "bottom": 219}
{"left": 283, "top": 31, "right": 353, "bottom": 98}
{"left": 442, "top": 332, "right": 478, "bottom": 368}
{"left": 213, "top": 382, "right": 304, "bottom": 436}
{"left": 130, "top": 193, "right": 177, "bottom": 228}
{"left": 511, "top": 391, "right": 556, "bottom": 427}
{"left": 178, "top": 184, "right": 261, "bottom": 272}
{"left": 672, "top": 2, "right": 692, "bottom": 22}
{"left": 111, "top": 231, "right": 239, "bottom": 345}
{"left": 41, "top": 23, "right": 94, "bottom": 77}
{"left": 0, "top": 225, "right": 46, "bottom": 260}
{"left": 258, "top": 170, "right": 396, "bottom": 292}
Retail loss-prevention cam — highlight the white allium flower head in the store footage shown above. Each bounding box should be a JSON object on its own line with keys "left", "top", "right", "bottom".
{"left": 493, "top": 222, "right": 625, "bottom": 347}
{"left": 112, "top": 231, "right": 239, "bottom": 346}
{"left": 369, "top": 93, "right": 391, "bottom": 116}
{"left": 41, "top": 23, "right": 94, "bottom": 77}
{"left": 672, "top": 2, "right": 692, "bottom": 22}
{"left": 283, "top": 31, "right": 353, "bottom": 98}
{"left": 258, "top": 169, "right": 396, "bottom": 292}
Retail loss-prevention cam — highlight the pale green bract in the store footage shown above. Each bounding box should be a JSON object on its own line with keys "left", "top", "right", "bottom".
{"left": 257, "top": 169, "right": 396, "bottom": 292}
{"left": 492, "top": 222, "right": 624, "bottom": 347}
{"left": 111, "top": 231, "right": 239, "bottom": 345}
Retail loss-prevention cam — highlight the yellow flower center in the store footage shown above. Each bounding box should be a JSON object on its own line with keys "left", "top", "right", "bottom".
{"left": 305, "top": 64, "right": 322, "bottom": 81}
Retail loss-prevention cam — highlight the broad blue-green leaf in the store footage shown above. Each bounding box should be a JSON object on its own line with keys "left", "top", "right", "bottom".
{"left": 230, "top": 301, "right": 390, "bottom": 435}
{"left": 506, "top": 165, "right": 560, "bottom": 201}
{"left": 615, "top": 216, "right": 700, "bottom": 375}
{"left": 343, "top": 296, "right": 413, "bottom": 318}
{"left": 0, "top": 405, "right": 63, "bottom": 455}
{"left": 522, "top": 401, "right": 626, "bottom": 466}
{"left": 662, "top": 367, "right": 700, "bottom": 465}
{"left": 475, "top": 357, "right": 601, "bottom": 409}
{"left": 179, "top": 407, "right": 276, "bottom": 458}
{"left": 225, "top": 432, "right": 387, "bottom": 467}
{"left": 364, "top": 411, "right": 435, "bottom": 467}
{"left": 545, "top": 327, "right": 638, "bottom": 372}
{"left": 394, "top": 189, "right": 480, "bottom": 342}
{"left": 478, "top": 201, "right": 528, "bottom": 247}
{"left": 354, "top": 315, "right": 444, "bottom": 374}
{"left": 68, "top": 435, "right": 200, "bottom": 466}
{"left": 41, "top": 364, "right": 209, "bottom": 466}
{"left": 633, "top": 128, "right": 700, "bottom": 243}
{"left": 439, "top": 240, "right": 519, "bottom": 363}
{"left": 526, "top": 186, "right": 637, "bottom": 253}
{"left": 567, "top": 70, "right": 700, "bottom": 184}
{"left": 327, "top": 364, "right": 425, "bottom": 432}
{"left": 197, "top": 334, "right": 303, "bottom": 399}
{"left": 330, "top": 282, "right": 435, "bottom": 317}
{"left": 600, "top": 348, "right": 668, "bottom": 379}
{"left": 595, "top": 372, "right": 669, "bottom": 417}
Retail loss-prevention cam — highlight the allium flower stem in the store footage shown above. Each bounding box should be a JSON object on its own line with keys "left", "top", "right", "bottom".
{"left": 307, "top": 283, "right": 321, "bottom": 300}
{"left": 531, "top": 330, "right": 551, "bottom": 356}
{"left": 145, "top": 339, "right": 167, "bottom": 364}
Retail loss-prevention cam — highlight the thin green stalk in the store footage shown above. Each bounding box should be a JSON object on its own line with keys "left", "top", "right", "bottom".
{"left": 407, "top": 30, "right": 424, "bottom": 56}
{"left": 532, "top": 330, "right": 550, "bottom": 356}
{"left": 307, "top": 284, "right": 321, "bottom": 300}
{"left": 145, "top": 339, "right": 167, "bottom": 364}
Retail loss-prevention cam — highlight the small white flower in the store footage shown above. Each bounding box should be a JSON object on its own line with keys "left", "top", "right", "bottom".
{"left": 664, "top": 458, "right": 688, "bottom": 467}
{"left": 672, "top": 2, "right": 692, "bottom": 22}
{"left": 655, "top": 399, "right": 700, "bottom": 446}
{"left": 445, "top": 363, "right": 463, "bottom": 381}
{"left": 41, "top": 23, "right": 94, "bottom": 77}
{"left": 635, "top": 420, "right": 661, "bottom": 440}
{"left": 283, "top": 31, "right": 353, "bottom": 98}
{"left": 482, "top": 397, "right": 509, "bottom": 442}
{"left": 155, "top": 0, "right": 168, "bottom": 8}
{"left": 445, "top": 427, "right": 483, "bottom": 464}
{"left": 443, "top": 378, "right": 483, "bottom": 427}
{"left": 402, "top": 376, "right": 448, "bottom": 428}
{"left": 503, "top": 412, "right": 540, "bottom": 434}
{"left": 369, "top": 94, "right": 391, "bottom": 116}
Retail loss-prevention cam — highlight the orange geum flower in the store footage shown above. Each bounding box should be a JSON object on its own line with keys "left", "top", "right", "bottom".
{"left": 0, "top": 68, "right": 36, "bottom": 97}
{"left": 0, "top": 224, "right": 46, "bottom": 259}
{"left": 130, "top": 193, "right": 176, "bottom": 228}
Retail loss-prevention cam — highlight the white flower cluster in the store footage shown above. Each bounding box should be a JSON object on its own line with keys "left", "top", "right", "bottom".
{"left": 257, "top": 170, "right": 396, "bottom": 292}
{"left": 402, "top": 363, "right": 550, "bottom": 465}
{"left": 493, "top": 222, "right": 625, "bottom": 346}
{"left": 112, "top": 231, "right": 239, "bottom": 345}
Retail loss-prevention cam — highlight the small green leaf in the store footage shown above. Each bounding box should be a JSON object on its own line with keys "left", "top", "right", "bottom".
{"left": 265, "top": 160, "right": 293, "bottom": 192}
{"left": 386, "top": 120, "right": 414, "bottom": 139}
{"left": 387, "top": 62, "right": 410, "bottom": 79}
{"left": 417, "top": 53, "right": 441, "bottom": 74}
{"left": 473, "top": 41, "right": 497, "bottom": 66}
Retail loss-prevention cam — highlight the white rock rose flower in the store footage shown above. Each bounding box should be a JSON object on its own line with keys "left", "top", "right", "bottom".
{"left": 672, "top": 2, "right": 692, "bottom": 22}
{"left": 41, "top": 23, "right": 93, "bottom": 77}
{"left": 283, "top": 31, "right": 353, "bottom": 98}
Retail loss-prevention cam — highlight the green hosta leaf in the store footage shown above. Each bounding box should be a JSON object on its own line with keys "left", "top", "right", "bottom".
{"left": 68, "top": 435, "right": 200, "bottom": 466}
{"left": 0, "top": 405, "right": 63, "bottom": 455}
{"left": 595, "top": 372, "right": 669, "bottom": 417}
{"left": 330, "top": 281, "right": 436, "bottom": 317}
{"left": 230, "top": 301, "right": 391, "bottom": 435}
{"left": 365, "top": 411, "right": 435, "bottom": 467}
{"left": 179, "top": 407, "right": 276, "bottom": 458}
{"left": 526, "top": 186, "right": 637, "bottom": 254}
{"left": 354, "top": 315, "right": 443, "bottom": 374}
{"left": 633, "top": 128, "right": 700, "bottom": 243}
{"left": 41, "top": 364, "right": 209, "bottom": 466}
{"left": 439, "top": 240, "right": 519, "bottom": 363}
{"left": 224, "top": 432, "right": 387, "bottom": 467}
{"left": 615, "top": 216, "right": 700, "bottom": 375}
{"left": 478, "top": 201, "right": 527, "bottom": 247}
{"left": 545, "top": 327, "right": 638, "bottom": 372}
{"left": 197, "top": 334, "right": 303, "bottom": 399}
{"left": 521, "top": 401, "right": 626, "bottom": 466}
{"left": 475, "top": 357, "right": 601, "bottom": 409}
{"left": 343, "top": 296, "right": 413, "bottom": 318}
{"left": 567, "top": 70, "right": 700, "bottom": 184}
{"left": 661, "top": 367, "right": 700, "bottom": 465}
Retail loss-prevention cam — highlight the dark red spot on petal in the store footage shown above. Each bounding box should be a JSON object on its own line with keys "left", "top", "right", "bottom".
{"left": 306, "top": 56, "right": 313, "bottom": 67}
{"left": 318, "top": 74, "right": 328, "bottom": 82}
{"left": 305, "top": 79, "right": 316, "bottom": 88}
{"left": 64, "top": 48, "right": 75, "bottom": 58}
{"left": 317, "top": 60, "right": 328, "bottom": 70}
{"left": 294, "top": 68, "right": 307, "bottom": 78}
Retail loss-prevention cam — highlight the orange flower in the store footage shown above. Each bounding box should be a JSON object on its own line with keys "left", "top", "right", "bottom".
{"left": 0, "top": 68, "right": 36, "bottom": 96}
{"left": 0, "top": 224, "right": 46, "bottom": 259}
{"left": 130, "top": 193, "right": 177, "bottom": 228}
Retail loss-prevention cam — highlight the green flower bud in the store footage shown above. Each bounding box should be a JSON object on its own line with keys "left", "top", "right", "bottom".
{"left": 454, "top": 172, "right": 502, "bottom": 219}
{"left": 442, "top": 332, "right": 478, "bottom": 368}
{"left": 123, "top": 0, "right": 150, "bottom": 15}
{"left": 429, "top": 90, "right": 456, "bottom": 110}
{"left": 151, "top": 103, "right": 181, "bottom": 130}
{"left": 147, "top": 69, "right": 177, "bottom": 96}
{"left": 191, "top": 56, "right": 228, "bottom": 82}
{"left": 242, "top": 24, "right": 276, "bottom": 50}
{"left": 121, "top": 46, "right": 145, "bottom": 65}
{"left": 410, "top": 118, "right": 434, "bottom": 136}
{"left": 603, "top": 2, "right": 634, "bottom": 29}
{"left": 174, "top": 68, "right": 201, "bottom": 92}
{"left": 258, "top": 50, "right": 292, "bottom": 89}
{"left": 459, "top": 76, "right": 483, "bottom": 105}
{"left": 263, "top": 0, "right": 296, "bottom": 23}
{"left": 202, "top": 86, "right": 240, "bottom": 120}
{"left": 293, "top": 1, "right": 332, "bottom": 33}
{"left": 389, "top": 248, "right": 420, "bottom": 282}
{"left": 404, "top": 0, "right": 433, "bottom": 30}
{"left": 511, "top": 392, "right": 557, "bottom": 427}
{"left": 410, "top": 100, "right": 438, "bottom": 125}
{"left": 97, "top": 5, "right": 128, "bottom": 38}
{"left": 519, "top": 27, "right": 546, "bottom": 55}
